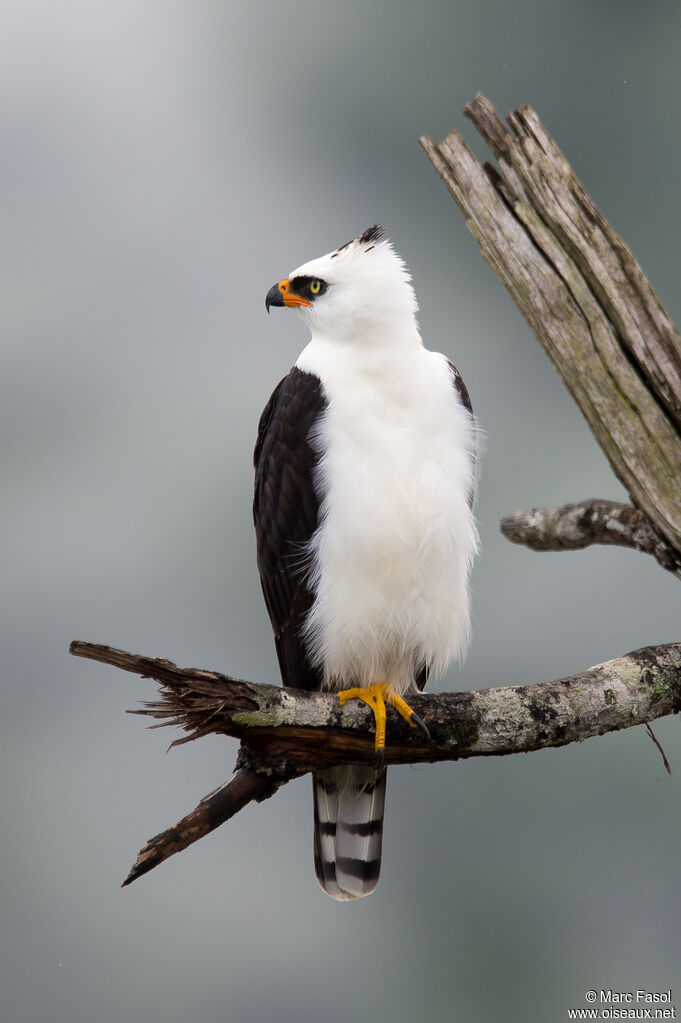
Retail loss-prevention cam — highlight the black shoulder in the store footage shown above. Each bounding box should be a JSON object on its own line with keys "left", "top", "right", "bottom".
{"left": 253, "top": 368, "right": 326, "bottom": 690}
{"left": 254, "top": 367, "right": 324, "bottom": 475}
{"left": 447, "top": 359, "right": 473, "bottom": 418}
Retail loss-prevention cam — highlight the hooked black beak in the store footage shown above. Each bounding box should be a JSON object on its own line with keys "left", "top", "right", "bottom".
{"left": 265, "top": 277, "right": 312, "bottom": 314}
{"left": 265, "top": 282, "right": 285, "bottom": 314}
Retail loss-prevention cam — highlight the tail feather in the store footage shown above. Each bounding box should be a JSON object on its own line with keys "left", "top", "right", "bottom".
{"left": 313, "top": 766, "right": 387, "bottom": 901}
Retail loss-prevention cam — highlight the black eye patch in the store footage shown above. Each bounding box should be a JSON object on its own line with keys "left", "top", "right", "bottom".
{"left": 290, "top": 276, "right": 328, "bottom": 302}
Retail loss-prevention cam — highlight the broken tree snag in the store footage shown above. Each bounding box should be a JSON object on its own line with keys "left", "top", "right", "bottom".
{"left": 500, "top": 499, "right": 681, "bottom": 578}
{"left": 122, "top": 765, "right": 273, "bottom": 887}
{"left": 419, "top": 95, "right": 681, "bottom": 559}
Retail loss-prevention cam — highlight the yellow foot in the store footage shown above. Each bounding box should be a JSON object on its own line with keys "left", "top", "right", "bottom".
{"left": 337, "top": 682, "right": 431, "bottom": 767}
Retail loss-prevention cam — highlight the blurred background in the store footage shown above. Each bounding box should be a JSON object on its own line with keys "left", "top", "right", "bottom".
{"left": 2, "top": 2, "right": 680, "bottom": 1021}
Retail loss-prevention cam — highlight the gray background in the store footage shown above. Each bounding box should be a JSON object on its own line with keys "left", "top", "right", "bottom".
{"left": 3, "top": 2, "right": 680, "bottom": 1021}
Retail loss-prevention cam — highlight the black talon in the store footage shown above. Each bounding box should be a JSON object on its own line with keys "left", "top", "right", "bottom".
{"left": 375, "top": 748, "right": 385, "bottom": 771}
{"left": 410, "top": 711, "right": 431, "bottom": 744}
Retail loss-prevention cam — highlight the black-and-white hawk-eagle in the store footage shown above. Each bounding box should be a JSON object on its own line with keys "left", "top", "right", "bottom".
{"left": 254, "top": 225, "right": 478, "bottom": 900}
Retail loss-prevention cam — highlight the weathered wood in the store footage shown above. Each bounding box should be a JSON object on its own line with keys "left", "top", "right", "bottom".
{"left": 500, "top": 498, "right": 681, "bottom": 577}
{"left": 122, "top": 766, "right": 273, "bottom": 887}
{"left": 72, "top": 640, "right": 681, "bottom": 766}
{"left": 420, "top": 95, "right": 681, "bottom": 555}
{"left": 71, "top": 639, "right": 681, "bottom": 884}
{"left": 466, "top": 97, "right": 681, "bottom": 427}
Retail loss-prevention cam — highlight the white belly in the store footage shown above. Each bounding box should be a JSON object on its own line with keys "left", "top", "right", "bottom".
{"left": 297, "top": 337, "right": 478, "bottom": 695}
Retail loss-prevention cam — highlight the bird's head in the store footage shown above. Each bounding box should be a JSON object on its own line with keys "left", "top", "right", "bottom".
{"left": 265, "top": 225, "right": 419, "bottom": 345}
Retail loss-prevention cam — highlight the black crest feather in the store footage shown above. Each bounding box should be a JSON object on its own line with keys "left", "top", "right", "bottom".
{"left": 357, "top": 224, "right": 384, "bottom": 245}
{"left": 332, "top": 224, "right": 385, "bottom": 257}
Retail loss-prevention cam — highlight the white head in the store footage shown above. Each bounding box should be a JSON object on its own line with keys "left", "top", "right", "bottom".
{"left": 265, "top": 226, "right": 420, "bottom": 346}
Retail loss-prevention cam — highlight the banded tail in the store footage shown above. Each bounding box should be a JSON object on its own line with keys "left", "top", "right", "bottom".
{"left": 313, "top": 765, "right": 387, "bottom": 900}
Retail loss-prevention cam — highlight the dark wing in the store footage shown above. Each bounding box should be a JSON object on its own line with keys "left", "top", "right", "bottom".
{"left": 253, "top": 367, "right": 326, "bottom": 691}
{"left": 447, "top": 358, "right": 473, "bottom": 419}
{"left": 447, "top": 358, "right": 477, "bottom": 510}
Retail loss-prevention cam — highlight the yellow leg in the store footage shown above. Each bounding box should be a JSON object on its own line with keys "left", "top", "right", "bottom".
{"left": 337, "top": 682, "right": 430, "bottom": 765}
{"left": 337, "top": 682, "right": 389, "bottom": 754}
{"left": 390, "top": 692, "right": 423, "bottom": 729}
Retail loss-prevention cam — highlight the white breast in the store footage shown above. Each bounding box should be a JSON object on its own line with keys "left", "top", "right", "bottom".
{"left": 296, "top": 336, "right": 478, "bottom": 696}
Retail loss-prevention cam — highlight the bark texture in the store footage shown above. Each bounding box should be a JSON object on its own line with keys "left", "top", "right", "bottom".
{"left": 121, "top": 766, "right": 275, "bottom": 887}
{"left": 420, "top": 95, "right": 681, "bottom": 560}
{"left": 71, "top": 640, "right": 681, "bottom": 766}
{"left": 70, "top": 640, "right": 681, "bottom": 884}
{"left": 500, "top": 498, "right": 681, "bottom": 577}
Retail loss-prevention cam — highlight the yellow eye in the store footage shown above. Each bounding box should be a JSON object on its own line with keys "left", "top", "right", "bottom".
{"left": 310, "top": 279, "right": 321, "bottom": 295}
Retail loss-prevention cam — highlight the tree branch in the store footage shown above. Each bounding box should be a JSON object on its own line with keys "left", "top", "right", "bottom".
{"left": 420, "top": 95, "right": 681, "bottom": 559}
{"left": 72, "top": 639, "right": 681, "bottom": 764}
{"left": 121, "top": 765, "right": 274, "bottom": 887}
{"left": 500, "top": 498, "right": 681, "bottom": 577}
{"left": 71, "top": 639, "right": 681, "bottom": 883}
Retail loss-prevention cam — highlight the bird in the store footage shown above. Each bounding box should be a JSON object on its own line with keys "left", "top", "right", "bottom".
{"left": 253, "top": 225, "right": 478, "bottom": 900}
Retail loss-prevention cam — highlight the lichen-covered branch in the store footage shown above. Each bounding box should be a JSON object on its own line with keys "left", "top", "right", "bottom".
{"left": 500, "top": 498, "right": 681, "bottom": 577}
{"left": 71, "top": 639, "right": 681, "bottom": 883}
{"left": 72, "top": 639, "right": 681, "bottom": 766}
{"left": 420, "top": 95, "right": 681, "bottom": 558}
